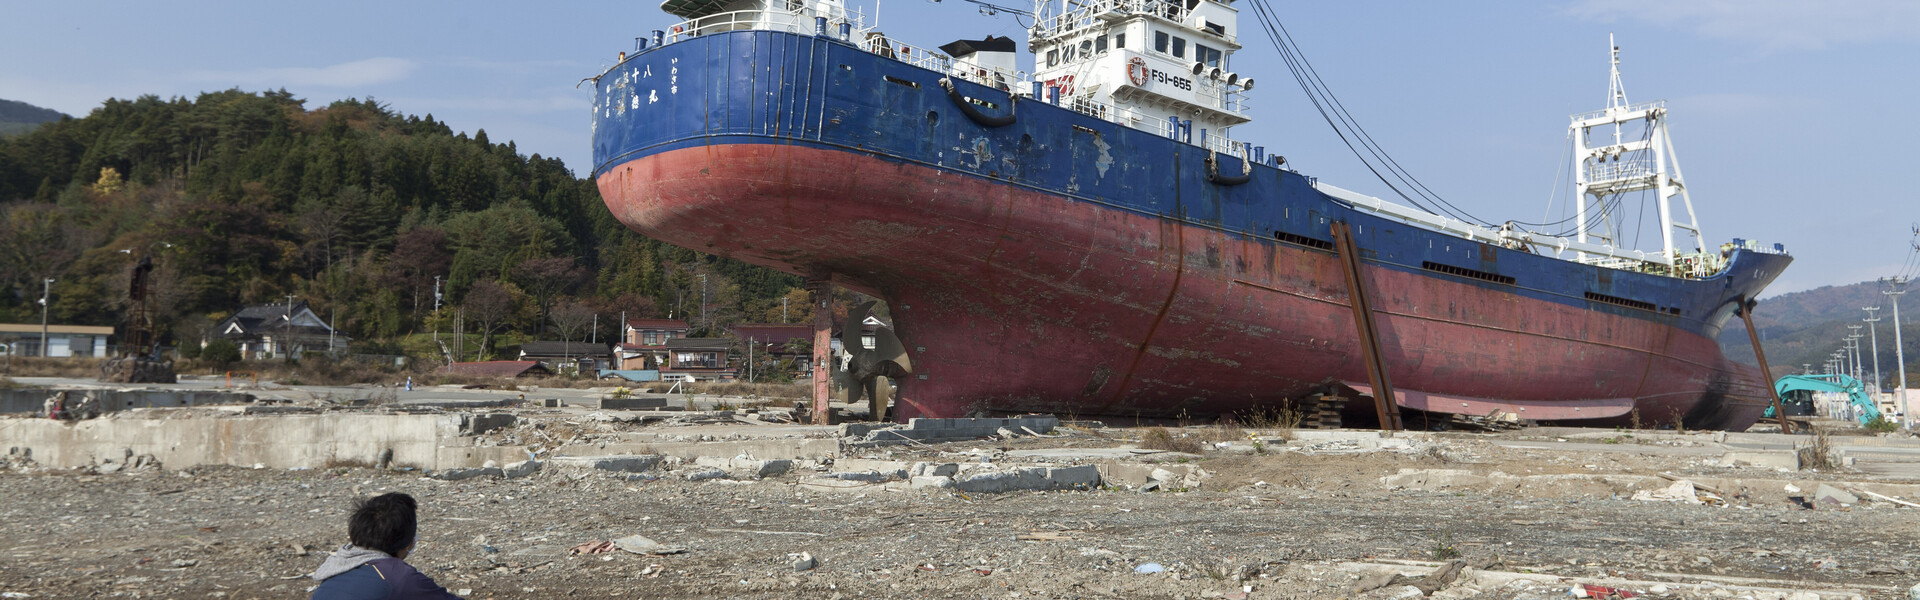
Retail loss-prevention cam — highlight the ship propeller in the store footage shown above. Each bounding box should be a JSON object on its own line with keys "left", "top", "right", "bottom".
{"left": 838, "top": 300, "right": 912, "bottom": 421}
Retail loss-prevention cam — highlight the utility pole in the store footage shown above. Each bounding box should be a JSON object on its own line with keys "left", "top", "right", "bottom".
{"left": 698, "top": 274, "right": 709, "bottom": 333}
{"left": 38, "top": 278, "right": 53, "bottom": 358}
{"left": 1886, "top": 276, "right": 1910, "bottom": 428}
{"left": 782, "top": 296, "right": 789, "bottom": 322}
{"left": 1846, "top": 326, "right": 1863, "bottom": 381}
{"left": 283, "top": 294, "right": 297, "bottom": 360}
{"left": 591, "top": 313, "right": 598, "bottom": 345}
{"left": 1865, "top": 307, "right": 1884, "bottom": 396}
{"left": 433, "top": 275, "right": 443, "bottom": 344}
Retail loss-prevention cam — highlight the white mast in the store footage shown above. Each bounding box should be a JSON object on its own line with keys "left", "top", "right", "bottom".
{"left": 1568, "top": 36, "right": 1705, "bottom": 270}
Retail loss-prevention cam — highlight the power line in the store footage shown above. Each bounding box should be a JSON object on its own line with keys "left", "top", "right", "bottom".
{"left": 1246, "top": 0, "right": 1493, "bottom": 226}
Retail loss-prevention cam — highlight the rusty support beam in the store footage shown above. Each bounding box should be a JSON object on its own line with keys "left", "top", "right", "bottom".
{"left": 1331, "top": 221, "right": 1403, "bottom": 431}
{"left": 809, "top": 275, "right": 834, "bottom": 425}
{"left": 1740, "top": 299, "right": 1794, "bottom": 434}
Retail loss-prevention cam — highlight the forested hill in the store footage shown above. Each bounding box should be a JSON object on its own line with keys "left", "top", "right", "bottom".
{"left": 0, "top": 99, "right": 67, "bottom": 136}
{"left": 0, "top": 89, "right": 803, "bottom": 358}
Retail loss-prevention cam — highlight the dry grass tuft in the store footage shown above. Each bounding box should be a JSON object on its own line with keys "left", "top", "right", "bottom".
{"left": 1198, "top": 416, "right": 1246, "bottom": 444}
{"left": 1140, "top": 427, "right": 1207, "bottom": 454}
{"left": 1798, "top": 428, "right": 1837, "bottom": 471}
{"left": 1238, "top": 403, "right": 1304, "bottom": 437}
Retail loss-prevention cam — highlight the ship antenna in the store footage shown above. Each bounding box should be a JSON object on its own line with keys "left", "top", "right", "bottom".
{"left": 1607, "top": 33, "right": 1628, "bottom": 145}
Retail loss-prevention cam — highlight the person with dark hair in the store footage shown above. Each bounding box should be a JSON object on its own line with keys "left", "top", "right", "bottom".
{"left": 310, "top": 492, "right": 464, "bottom": 599}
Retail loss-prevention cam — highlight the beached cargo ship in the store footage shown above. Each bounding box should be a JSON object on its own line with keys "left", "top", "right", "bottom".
{"left": 588, "top": 0, "right": 1791, "bottom": 428}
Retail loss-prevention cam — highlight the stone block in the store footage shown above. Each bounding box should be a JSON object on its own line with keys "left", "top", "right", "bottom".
{"left": 435, "top": 467, "right": 501, "bottom": 481}
{"left": 954, "top": 468, "right": 1049, "bottom": 493}
{"left": 501, "top": 460, "right": 543, "bottom": 478}
{"left": 685, "top": 468, "right": 729, "bottom": 481}
{"left": 909, "top": 475, "right": 955, "bottom": 489}
{"left": 548, "top": 455, "right": 663, "bottom": 473}
{"left": 1815, "top": 484, "right": 1858, "bottom": 506}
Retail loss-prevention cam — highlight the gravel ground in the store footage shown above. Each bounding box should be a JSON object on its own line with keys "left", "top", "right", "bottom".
{"left": 4, "top": 432, "right": 1918, "bottom": 600}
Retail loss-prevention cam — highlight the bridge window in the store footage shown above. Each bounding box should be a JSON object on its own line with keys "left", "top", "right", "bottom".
{"left": 1154, "top": 31, "right": 1168, "bottom": 53}
{"left": 1079, "top": 39, "right": 1092, "bottom": 58}
{"left": 1195, "top": 44, "right": 1221, "bottom": 68}
{"left": 1046, "top": 48, "right": 1058, "bottom": 67}
{"left": 1114, "top": 32, "right": 1126, "bottom": 50}
{"left": 1094, "top": 34, "right": 1108, "bottom": 53}
{"left": 1172, "top": 36, "right": 1186, "bottom": 58}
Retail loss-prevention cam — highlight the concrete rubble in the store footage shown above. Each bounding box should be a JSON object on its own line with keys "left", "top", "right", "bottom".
{"left": 6, "top": 386, "right": 1920, "bottom": 599}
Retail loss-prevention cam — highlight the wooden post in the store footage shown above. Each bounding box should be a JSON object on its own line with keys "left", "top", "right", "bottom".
{"left": 1331, "top": 221, "right": 1403, "bottom": 431}
{"left": 809, "top": 275, "right": 834, "bottom": 425}
{"left": 1740, "top": 300, "right": 1795, "bottom": 434}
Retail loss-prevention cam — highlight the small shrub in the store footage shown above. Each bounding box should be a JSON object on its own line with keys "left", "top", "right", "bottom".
{"left": 1140, "top": 427, "right": 1206, "bottom": 454}
{"left": 202, "top": 339, "right": 241, "bottom": 366}
{"left": 1864, "top": 416, "right": 1899, "bottom": 433}
{"left": 1430, "top": 530, "right": 1460, "bottom": 560}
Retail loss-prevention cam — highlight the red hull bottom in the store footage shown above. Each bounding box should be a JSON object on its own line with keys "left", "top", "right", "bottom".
{"left": 598, "top": 144, "right": 1772, "bottom": 430}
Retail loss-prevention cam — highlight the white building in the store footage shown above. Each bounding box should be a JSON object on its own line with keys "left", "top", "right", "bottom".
{"left": 0, "top": 323, "right": 113, "bottom": 358}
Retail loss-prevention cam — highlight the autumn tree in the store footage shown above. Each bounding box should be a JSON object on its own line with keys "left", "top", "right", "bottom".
{"left": 463, "top": 280, "right": 516, "bottom": 360}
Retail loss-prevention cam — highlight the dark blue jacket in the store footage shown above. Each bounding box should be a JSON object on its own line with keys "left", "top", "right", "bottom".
{"left": 310, "top": 557, "right": 463, "bottom": 600}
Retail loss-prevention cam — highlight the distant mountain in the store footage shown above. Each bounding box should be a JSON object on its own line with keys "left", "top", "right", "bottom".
{"left": 1721, "top": 280, "right": 1920, "bottom": 386}
{"left": 0, "top": 99, "right": 67, "bottom": 136}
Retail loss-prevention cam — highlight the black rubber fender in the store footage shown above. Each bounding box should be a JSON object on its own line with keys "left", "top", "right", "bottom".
{"left": 938, "top": 77, "right": 1015, "bottom": 128}
{"left": 1206, "top": 151, "right": 1252, "bottom": 185}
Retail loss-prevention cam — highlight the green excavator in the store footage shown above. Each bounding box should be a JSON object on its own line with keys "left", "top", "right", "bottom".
{"left": 1769, "top": 374, "right": 1883, "bottom": 425}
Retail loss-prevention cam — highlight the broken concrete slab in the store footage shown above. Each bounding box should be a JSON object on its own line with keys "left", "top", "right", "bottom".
{"left": 684, "top": 468, "right": 729, "bottom": 482}
{"left": 830, "top": 471, "right": 891, "bottom": 483}
{"left": 501, "top": 460, "right": 543, "bottom": 478}
{"left": 435, "top": 467, "right": 503, "bottom": 481}
{"left": 548, "top": 455, "right": 664, "bottom": 473}
{"left": 836, "top": 459, "right": 911, "bottom": 478}
{"left": 583, "top": 397, "right": 669, "bottom": 410}
{"left": 843, "top": 416, "right": 1061, "bottom": 446}
{"left": 797, "top": 476, "right": 884, "bottom": 493}
{"left": 1045, "top": 465, "right": 1102, "bottom": 489}
{"left": 611, "top": 534, "right": 687, "bottom": 555}
{"left": 1722, "top": 451, "right": 1800, "bottom": 471}
{"left": 910, "top": 462, "right": 959, "bottom": 477}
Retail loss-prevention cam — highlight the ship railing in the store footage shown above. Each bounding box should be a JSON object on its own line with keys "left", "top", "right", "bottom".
{"left": 1585, "top": 159, "right": 1653, "bottom": 183}
{"left": 661, "top": 6, "right": 873, "bottom": 45}
{"left": 1570, "top": 99, "right": 1667, "bottom": 123}
{"left": 1035, "top": 0, "right": 1233, "bottom": 44}
{"left": 864, "top": 35, "right": 954, "bottom": 73}
{"left": 862, "top": 35, "right": 1027, "bottom": 91}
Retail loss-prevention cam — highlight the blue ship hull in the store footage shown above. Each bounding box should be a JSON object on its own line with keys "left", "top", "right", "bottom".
{"left": 590, "top": 30, "right": 1791, "bottom": 428}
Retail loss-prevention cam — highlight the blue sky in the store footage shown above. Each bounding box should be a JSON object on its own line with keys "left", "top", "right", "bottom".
{"left": 5, "top": 0, "right": 1916, "bottom": 296}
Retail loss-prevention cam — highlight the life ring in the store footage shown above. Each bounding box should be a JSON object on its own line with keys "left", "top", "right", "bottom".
{"left": 1126, "top": 57, "right": 1148, "bottom": 86}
